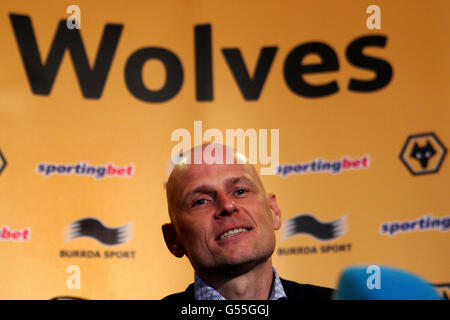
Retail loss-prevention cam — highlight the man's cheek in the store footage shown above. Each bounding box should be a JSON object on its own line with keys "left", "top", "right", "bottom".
{"left": 177, "top": 225, "right": 199, "bottom": 246}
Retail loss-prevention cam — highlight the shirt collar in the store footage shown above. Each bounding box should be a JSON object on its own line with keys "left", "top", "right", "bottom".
{"left": 194, "top": 267, "right": 287, "bottom": 300}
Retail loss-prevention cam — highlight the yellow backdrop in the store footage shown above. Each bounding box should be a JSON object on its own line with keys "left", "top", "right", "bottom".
{"left": 0, "top": 0, "right": 448, "bottom": 299}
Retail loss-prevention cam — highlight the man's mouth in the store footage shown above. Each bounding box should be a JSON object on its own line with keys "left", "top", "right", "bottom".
{"left": 219, "top": 228, "right": 251, "bottom": 240}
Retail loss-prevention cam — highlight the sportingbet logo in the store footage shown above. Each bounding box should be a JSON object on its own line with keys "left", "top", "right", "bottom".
{"left": 0, "top": 226, "right": 31, "bottom": 241}
{"left": 276, "top": 154, "right": 370, "bottom": 177}
{"left": 380, "top": 215, "right": 450, "bottom": 237}
{"left": 37, "top": 162, "right": 134, "bottom": 179}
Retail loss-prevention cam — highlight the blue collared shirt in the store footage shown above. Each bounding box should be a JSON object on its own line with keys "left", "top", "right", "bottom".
{"left": 194, "top": 267, "right": 287, "bottom": 300}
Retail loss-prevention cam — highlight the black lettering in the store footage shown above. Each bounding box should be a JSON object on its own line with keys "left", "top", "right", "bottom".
{"left": 195, "top": 24, "right": 213, "bottom": 101}
{"left": 346, "top": 35, "right": 393, "bottom": 92}
{"left": 284, "top": 42, "right": 339, "bottom": 97}
{"left": 9, "top": 14, "right": 122, "bottom": 98}
{"left": 125, "top": 47, "right": 183, "bottom": 103}
{"left": 222, "top": 47, "right": 277, "bottom": 100}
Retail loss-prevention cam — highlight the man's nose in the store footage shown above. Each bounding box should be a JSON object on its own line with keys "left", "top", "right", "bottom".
{"left": 215, "top": 191, "right": 237, "bottom": 217}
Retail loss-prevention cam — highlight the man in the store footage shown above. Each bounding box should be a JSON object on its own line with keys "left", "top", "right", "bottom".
{"left": 162, "top": 144, "right": 333, "bottom": 300}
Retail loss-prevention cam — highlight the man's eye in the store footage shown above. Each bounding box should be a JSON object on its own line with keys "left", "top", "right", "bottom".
{"left": 192, "top": 199, "right": 207, "bottom": 207}
{"left": 235, "top": 189, "right": 247, "bottom": 196}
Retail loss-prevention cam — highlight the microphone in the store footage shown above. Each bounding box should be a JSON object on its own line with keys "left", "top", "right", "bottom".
{"left": 333, "top": 265, "right": 442, "bottom": 300}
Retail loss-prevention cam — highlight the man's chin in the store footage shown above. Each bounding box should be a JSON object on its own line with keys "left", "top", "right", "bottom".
{"left": 213, "top": 254, "right": 270, "bottom": 276}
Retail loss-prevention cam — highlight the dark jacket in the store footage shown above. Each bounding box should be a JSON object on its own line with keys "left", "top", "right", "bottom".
{"left": 162, "top": 278, "right": 334, "bottom": 301}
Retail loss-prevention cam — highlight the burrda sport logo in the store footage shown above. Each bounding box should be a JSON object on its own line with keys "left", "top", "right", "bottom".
{"left": 60, "top": 217, "right": 136, "bottom": 259}
{"left": 277, "top": 213, "right": 352, "bottom": 256}
{"left": 65, "top": 217, "right": 133, "bottom": 246}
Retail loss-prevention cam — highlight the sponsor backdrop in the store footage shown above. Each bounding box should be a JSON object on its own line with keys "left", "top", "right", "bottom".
{"left": 0, "top": 0, "right": 448, "bottom": 299}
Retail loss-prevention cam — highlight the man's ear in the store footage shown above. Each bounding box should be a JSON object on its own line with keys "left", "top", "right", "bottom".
{"left": 268, "top": 193, "right": 282, "bottom": 230}
{"left": 162, "top": 223, "right": 185, "bottom": 258}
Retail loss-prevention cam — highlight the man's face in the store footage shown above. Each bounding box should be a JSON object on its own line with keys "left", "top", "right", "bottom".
{"left": 164, "top": 162, "right": 281, "bottom": 274}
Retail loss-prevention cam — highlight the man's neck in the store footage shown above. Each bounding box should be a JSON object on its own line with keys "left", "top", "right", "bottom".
{"left": 198, "top": 259, "right": 275, "bottom": 300}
